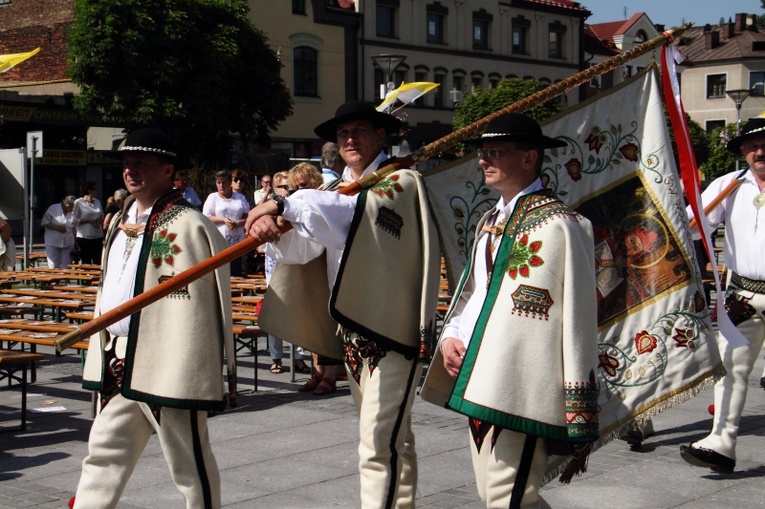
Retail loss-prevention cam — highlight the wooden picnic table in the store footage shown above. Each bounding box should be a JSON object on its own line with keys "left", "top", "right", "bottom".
{"left": 0, "top": 294, "right": 93, "bottom": 321}
{"left": 4, "top": 288, "right": 97, "bottom": 302}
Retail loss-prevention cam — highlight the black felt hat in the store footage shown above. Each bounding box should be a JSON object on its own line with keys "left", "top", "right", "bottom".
{"left": 107, "top": 128, "right": 177, "bottom": 161}
{"left": 314, "top": 101, "right": 403, "bottom": 142}
{"left": 465, "top": 113, "right": 566, "bottom": 149}
{"left": 727, "top": 117, "right": 765, "bottom": 154}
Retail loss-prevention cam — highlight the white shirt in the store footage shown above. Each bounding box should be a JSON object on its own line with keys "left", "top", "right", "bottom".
{"left": 41, "top": 203, "right": 75, "bottom": 248}
{"left": 695, "top": 169, "right": 765, "bottom": 280}
{"left": 440, "top": 179, "right": 544, "bottom": 349}
{"left": 266, "top": 151, "right": 389, "bottom": 290}
{"left": 100, "top": 202, "right": 151, "bottom": 337}
{"left": 202, "top": 191, "right": 251, "bottom": 246}
{"left": 72, "top": 198, "right": 104, "bottom": 239}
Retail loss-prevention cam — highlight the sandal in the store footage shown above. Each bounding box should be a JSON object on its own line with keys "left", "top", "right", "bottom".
{"left": 269, "top": 360, "right": 283, "bottom": 374}
{"left": 313, "top": 377, "right": 337, "bottom": 396}
{"left": 298, "top": 373, "right": 322, "bottom": 392}
{"left": 294, "top": 360, "right": 312, "bottom": 374}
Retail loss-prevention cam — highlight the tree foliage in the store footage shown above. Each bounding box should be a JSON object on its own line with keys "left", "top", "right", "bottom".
{"left": 452, "top": 78, "right": 564, "bottom": 135}
{"left": 664, "top": 109, "right": 710, "bottom": 171}
{"left": 68, "top": 0, "right": 292, "bottom": 166}
{"left": 699, "top": 124, "right": 739, "bottom": 183}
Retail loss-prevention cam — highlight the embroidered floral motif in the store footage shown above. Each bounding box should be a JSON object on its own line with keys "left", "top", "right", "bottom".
{"left": 672, "top": 328, "right": 697, "bottom": 350}
{"left": 511, "top": 284, "right": 553, "bottom": 320}
{"left": 564, "top": 370, "right": 599, "bottom": 437}
{"left": 634, "top": 330, "right": 659, "bottom": 355}
{"left": 565, "top": 158, "right": 583, "bottom": 181}
{"left": 151, "top": 228, "right": 182, "bottom": 268}
{"left": 584, "top": 127, "right": 606, "bottom": 154}
{"left": 342, "top": 330, "right": 388, "bottom": 384}
{"left": 506, "top": 234, "right": 544, "bottom": 279}
{"left": 372, "top": 173, "right": 404, "bottom": 199}
{"left": 618, "top": 142, "right": 639, "bottom": 162}
{"left": 598, "top": 352, "right": 620, "bottom": 377}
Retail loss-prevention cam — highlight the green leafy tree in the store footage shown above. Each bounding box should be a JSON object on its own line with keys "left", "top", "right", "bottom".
{"left": 664, "top": 109, "right": 710, "bottom": 170}
{"left": 699, "top": 124, "right": 739, "bottom": 183}
{"left": 451, "top": 78, "right": 564, "bottom": 154}
{"left": 68, "top": 0, "right": 292, "bottom": 167}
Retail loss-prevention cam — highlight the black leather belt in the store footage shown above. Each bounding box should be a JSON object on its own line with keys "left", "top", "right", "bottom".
{"left": 730, "top": 272, "right": 765, "bottom": 294}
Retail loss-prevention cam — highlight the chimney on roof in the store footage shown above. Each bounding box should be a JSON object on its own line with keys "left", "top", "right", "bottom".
{"left": 735, "top": 13, "right": 748, "bottom": 32}
{"left": 724, "top": 17, "right": 735, "bottom": 39}
{"left": 705, "top": 26, "right": 720, "bottom": 50}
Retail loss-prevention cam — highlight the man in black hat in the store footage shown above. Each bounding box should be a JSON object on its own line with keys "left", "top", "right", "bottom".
{"left": 420, "top": 113, "right": 600, "bottom": 508}
{"left": 72, "top": 128, "right": 234, "bottom": 509}
{"left": 680, "top": 117, "right": 765, "bottom": 473}
{"left": 246, "top": 101, "right": 441, "bottom": 508}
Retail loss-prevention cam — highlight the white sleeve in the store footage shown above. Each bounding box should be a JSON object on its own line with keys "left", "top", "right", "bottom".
{"left": 282, "top": 189, "right": 357, "bottom": 250}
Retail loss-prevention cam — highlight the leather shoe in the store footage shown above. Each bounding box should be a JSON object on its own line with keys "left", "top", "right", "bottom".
{"left": 760, "top": 376, "right": 765, "bottom": 390}
{"left": 680, "top": 444, "right": 735, "bottom": 472}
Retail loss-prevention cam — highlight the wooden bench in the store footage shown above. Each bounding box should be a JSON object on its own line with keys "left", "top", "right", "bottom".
{"left": 0, "top": 350, "right": 45, "bottom": 431}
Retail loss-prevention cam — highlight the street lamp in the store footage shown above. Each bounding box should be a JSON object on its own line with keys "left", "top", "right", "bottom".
{"left": 727, "top": 88, "right": 750, "bottom": 172}
{"left": 371, "top": 54, "right": 406, "bottom": 100}
{"left": 726, "top": 88, "right": 750, "bottom": 136}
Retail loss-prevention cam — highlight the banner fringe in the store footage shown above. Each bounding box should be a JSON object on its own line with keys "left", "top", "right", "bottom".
{"left": 542, "top": 365, "right": 723, "bottom": 485}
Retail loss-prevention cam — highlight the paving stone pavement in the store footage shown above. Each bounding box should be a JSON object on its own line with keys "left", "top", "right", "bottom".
{"left": 1, "top": 338, "right": 764, "bottom": 508}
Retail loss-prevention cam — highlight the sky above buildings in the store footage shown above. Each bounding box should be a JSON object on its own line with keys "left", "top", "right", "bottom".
{"left": 582, "top": 0, "right": 761, "bottom": 28}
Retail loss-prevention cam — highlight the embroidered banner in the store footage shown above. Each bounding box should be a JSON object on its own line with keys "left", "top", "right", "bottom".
{"left": 422, "top": 67, "right": 721, "bottom": 448}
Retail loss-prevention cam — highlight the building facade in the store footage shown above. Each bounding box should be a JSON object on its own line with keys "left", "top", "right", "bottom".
{"left": 677, "top": 13, "right": 765, "bottom": 133}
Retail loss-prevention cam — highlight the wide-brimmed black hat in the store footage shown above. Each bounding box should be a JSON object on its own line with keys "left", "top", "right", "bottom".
{"left": 465, "top": 113, "right": 566, "bottom": 149}
{"left": 314, "top": 101, "right": 402, "bottom": 142}
{"left": 727, "top": 117, "right": 765, "bottom": 154}
{"left": 107, "top": 128, "right": 177, "bottom": 161}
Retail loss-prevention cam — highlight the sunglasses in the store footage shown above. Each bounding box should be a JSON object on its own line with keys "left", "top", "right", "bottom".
{"left": 261, "top": 180, "right": 271, "bottom": 184}
{"left": 275, "top": 184, "right": 289, "bottom": 190}
{"left": 232, "top": 178, "right": 243, "bottom": 182}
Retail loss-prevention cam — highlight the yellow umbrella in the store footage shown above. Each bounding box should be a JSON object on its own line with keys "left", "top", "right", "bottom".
{"left": 0, "top": 48, "right": 41, "bottom": 73}
{"left": 376, "top": 82, "right": 440, "bottom": 113}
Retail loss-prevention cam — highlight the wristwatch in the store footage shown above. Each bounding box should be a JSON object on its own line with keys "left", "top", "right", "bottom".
{"left": 272, "top": 194, "right": 286, "bottom": 215}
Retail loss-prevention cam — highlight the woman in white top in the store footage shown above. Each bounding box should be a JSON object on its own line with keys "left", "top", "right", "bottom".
{"left": 72, "top": 181, "right": 105, "bottom": 265}
{"left": 41, "top": 195, "right": 76, "bottom": 268}
{"left": 203, "top": 169, "right": 251, "bottom": 276}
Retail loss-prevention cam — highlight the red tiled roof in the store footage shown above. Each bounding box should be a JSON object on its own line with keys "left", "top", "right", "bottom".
{"left": 588, "top": 13, "right": 647, "bottom": 43}
{"left": 525, "top": 0, "right": 590, "bottom": 13}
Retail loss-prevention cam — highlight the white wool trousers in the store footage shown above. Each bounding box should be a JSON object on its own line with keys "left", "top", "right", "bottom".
{"left": 695, "top": 288, "right": 765, "bottom": 459}
{"left": 73, "top": 393, "right": 220, "bottom": 509}
{"left": 346, "top": 349, "right": 420, "bottom": 509}
{"left": 470, "top": 426, "right": 549, "bottom": 509}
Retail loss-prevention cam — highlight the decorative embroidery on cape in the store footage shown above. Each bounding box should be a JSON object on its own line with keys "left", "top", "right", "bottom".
{"left": 506, "top": 234, "right": 544, "bottom": 279}
{"left": 564, "top": 370, "right": 599, "bottom": 438}
{"left": 371, "top": 173, "right": 404, "bottom": 199}
{"left": 506, "top": 191, "right": 583, "bottom": 240}
{"left": 342, "top": 329, "right": 388, "bottom": 384}
{"left": 375, "top": 206, "right": 403, "bottom": 239}
{"left": 510, "top": 285, "right": 553, "bottom": 320}
{"left": 151, "top": 229, "right": 182, "bottom": 268}
{"left": 157, "top": 275, "right": 190, "bottom": 299}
